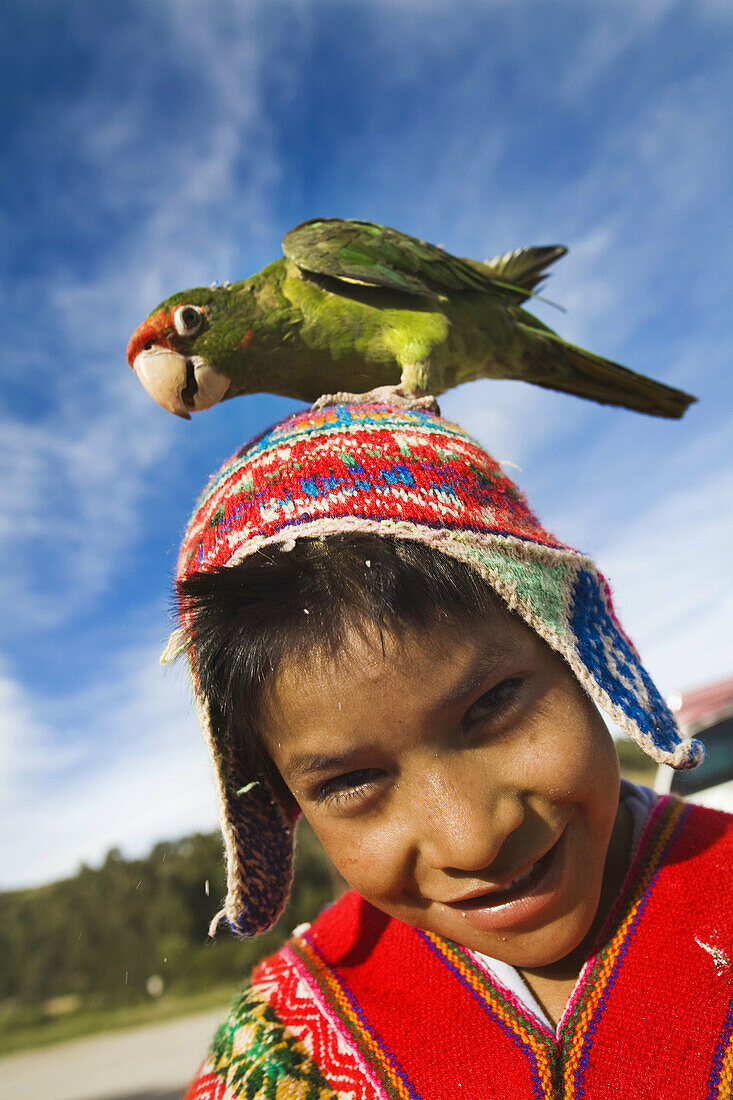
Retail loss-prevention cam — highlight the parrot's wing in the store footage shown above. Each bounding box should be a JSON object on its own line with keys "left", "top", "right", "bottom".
{"left": 283, "top": 218, "right": 533, "bottom": 298}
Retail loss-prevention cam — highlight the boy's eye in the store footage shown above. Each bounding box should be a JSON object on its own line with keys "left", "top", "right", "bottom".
{"left": 316, "top": 768, "right": 384, "bottom": 806}
{"left": 463, "top": 677, "right": 523, "bottom": 730}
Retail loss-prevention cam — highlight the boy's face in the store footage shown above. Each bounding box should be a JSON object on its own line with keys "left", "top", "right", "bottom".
{"left": 264, "top": 607, "right": 623, "bottom": 969}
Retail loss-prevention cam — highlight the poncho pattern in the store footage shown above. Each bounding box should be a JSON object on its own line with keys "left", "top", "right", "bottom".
{"left": 184, "top": 798, "right": 733, "bottom": 1099}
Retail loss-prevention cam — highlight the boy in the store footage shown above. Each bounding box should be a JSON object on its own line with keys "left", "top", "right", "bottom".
{"left": 173, "top": 403, "right": 731, "bottom": 1099}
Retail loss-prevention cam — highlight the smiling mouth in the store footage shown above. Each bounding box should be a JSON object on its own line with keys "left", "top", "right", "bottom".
{"left": 445, "top": 833, "right": 563, "bottom": 911}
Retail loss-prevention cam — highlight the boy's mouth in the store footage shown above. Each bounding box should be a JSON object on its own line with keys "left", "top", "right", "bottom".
{"left": 440, "top": 829, "right": 566, "bottom": 928}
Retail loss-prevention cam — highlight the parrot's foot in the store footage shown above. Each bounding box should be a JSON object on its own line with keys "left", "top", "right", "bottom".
{"left": 311, "top": 385, "right": 441, "bottom": 415}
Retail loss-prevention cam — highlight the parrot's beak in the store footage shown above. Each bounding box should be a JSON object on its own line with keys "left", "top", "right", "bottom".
{"left": 132, "top": 346, "right": 230, "bottom": 418}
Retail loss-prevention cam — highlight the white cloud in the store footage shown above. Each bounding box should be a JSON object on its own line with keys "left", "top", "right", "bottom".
{"left": 442, "top": 379, "right": 554, "bottom": 470}
{"left": 0, "top": 376, "right": 171, "bottom": 628}
{"left": 599, "top": 461, "right": 733, "bottom": 695}
{"left": 0, "top": 664, "right": 74, "bottom": 799}
{"left": 0, "top": 637, "right": 218, "bottom": 890}
{"left": 557, "top": 0, "right": 681, "bottom": 102}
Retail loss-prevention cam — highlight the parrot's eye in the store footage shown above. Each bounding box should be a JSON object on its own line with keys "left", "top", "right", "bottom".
{"left": 174, "top": 304, "right": 204, "bottom": 337}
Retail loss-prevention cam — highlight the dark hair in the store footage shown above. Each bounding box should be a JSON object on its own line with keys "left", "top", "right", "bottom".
{"left": 176, "top": 535, "right": 506, "bottom": 774}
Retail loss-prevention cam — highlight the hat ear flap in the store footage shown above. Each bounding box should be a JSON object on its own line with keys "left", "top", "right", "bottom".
{"left": 456, "top": 540, "right": 704, "bottom": 771}
{"left": 567, "top": 565, "right": 704, "bottom": 769}
{"left": 195, "top": 693, "right": 299, "bottom": 938}
{"left": 221, "top": 769, "right": 299, "bottom": 936}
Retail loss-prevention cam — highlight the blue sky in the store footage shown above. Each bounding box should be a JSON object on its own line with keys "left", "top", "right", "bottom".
{"left": 1, "top": 0, "right": 732, "bottom": 887}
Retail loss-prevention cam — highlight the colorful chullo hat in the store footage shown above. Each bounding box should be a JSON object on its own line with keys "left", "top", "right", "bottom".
{"left": 172, "top": 403, "right": 703, "bottom": 937}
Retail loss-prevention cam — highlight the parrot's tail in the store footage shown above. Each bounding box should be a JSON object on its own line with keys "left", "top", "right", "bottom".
{"left": 515, "top": 323, "right": 696, "bottom": 419}
{"left": 467, "top": 245, "right": 568, "bottom": 303}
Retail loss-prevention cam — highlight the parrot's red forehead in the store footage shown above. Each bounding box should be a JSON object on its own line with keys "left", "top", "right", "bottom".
{"left": 126, "top": 310, "right": 174, "bottom": 367}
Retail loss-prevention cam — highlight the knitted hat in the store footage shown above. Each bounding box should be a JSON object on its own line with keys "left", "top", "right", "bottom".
{"left": 170, "top": 403, "right": 703, "bottom": 937}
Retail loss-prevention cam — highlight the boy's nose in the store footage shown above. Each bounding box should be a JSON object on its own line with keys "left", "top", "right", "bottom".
{"left": 414, "top": 771, "right": 524, "bottom": 874}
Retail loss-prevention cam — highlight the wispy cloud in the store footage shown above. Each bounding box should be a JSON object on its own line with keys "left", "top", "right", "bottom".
{"left": 0, "top": 377, "right": 170, "bottom": 630}
{"left": 600, "top": 459, "right": 733, "bottom": 694}
{"left": 556, "top": 0, "right": 681, "bottom": 102}
{"left": 0, "top": 636, "right": 216, "bottom": 889}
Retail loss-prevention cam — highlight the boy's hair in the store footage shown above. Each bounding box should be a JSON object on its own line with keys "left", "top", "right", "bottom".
{"left": 170, "top": 401, "right": 702, "bottom": 938}
{"left": 178, "top": 533, "right": 506, "bottom": 776}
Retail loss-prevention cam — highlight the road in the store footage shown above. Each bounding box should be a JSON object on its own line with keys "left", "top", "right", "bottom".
{"left": 0, "top": 1008, "right": 225, "bottom": 1100}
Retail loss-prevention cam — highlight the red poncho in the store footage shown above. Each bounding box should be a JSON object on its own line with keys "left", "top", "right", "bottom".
{"left": 185, "top": 796, "right": 733, "bottom": 1099}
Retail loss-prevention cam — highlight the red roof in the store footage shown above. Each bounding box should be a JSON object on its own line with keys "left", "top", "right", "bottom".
{"left": 673, "top": 676, "right": 733, "bottom": 732}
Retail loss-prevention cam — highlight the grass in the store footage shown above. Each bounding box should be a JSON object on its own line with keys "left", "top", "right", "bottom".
{"left": 0, "top": 982, "right": 239, "bottom": 1058}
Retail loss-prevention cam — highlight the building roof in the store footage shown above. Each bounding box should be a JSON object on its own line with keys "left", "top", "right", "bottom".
{"left": 671, "top": 676, "right": 733, "bottom": 734}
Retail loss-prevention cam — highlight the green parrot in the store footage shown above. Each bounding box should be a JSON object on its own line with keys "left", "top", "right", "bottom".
{"left": 127, "top": 218, "right": 695, "bottom": 419}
